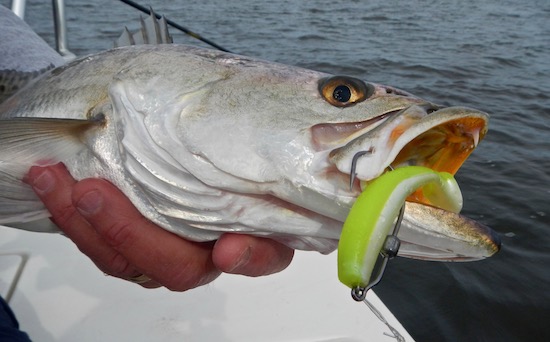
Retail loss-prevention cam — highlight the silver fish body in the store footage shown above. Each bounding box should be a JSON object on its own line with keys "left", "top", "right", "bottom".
{"left": 0, "top": 44, "right": 499, "bottom": 257}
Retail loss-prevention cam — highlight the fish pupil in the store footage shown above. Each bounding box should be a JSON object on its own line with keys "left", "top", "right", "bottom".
{"left": 333, "top": 85, "right": 351, "bottom": 103}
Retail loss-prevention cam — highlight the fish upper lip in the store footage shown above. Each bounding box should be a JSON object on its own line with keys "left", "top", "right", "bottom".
{"left": 325, "top": 105, "right": 489, "bottom": 200}
{"left": 310, "top": 112, "right": 394, "bottom": 150}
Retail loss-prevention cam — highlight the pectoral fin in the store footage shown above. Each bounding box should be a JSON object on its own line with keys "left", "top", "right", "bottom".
{"left": 0, "top": 117, "right": 101, "bottom": 227}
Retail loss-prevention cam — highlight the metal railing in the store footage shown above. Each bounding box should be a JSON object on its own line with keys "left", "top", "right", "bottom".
{"left": 10, "top": 0, "right": 76, "bottom": 60}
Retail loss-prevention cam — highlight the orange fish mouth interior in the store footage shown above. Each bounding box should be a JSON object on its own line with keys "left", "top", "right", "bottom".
{"left": 391, "top": 117, "right": 488, "bottom": 205}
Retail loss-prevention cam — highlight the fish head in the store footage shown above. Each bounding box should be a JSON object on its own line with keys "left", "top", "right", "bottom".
{"left": 289, "top": 74, "right": 496, "bottom": 260}
{"left": 240, "top": 72, "right": 495, "bottom": 259}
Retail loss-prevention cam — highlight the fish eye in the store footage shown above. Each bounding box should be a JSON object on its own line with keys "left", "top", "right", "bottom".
{"left": 333, "top": 85, "right": 351, "bottom": 102}
{"left": 319, "top": 76, "right": 374, "bottom": 107}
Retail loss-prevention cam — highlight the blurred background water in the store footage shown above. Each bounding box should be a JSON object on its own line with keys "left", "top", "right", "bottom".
{"left": 2, "top": 0, "right": 549, "bottom": 340}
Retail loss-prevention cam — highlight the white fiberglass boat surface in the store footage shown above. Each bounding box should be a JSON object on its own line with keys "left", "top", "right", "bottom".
{"left": 0, "top": 225, "right": 413, "bottom": 341}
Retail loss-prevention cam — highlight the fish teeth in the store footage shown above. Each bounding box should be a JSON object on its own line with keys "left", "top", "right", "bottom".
{"left": 472, "top": 129, "right": 480, "bottom": 147}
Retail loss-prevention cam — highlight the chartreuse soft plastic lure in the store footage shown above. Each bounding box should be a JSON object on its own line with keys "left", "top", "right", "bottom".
{"left": 338, "top": 166, "right": 463, "bottom": 292}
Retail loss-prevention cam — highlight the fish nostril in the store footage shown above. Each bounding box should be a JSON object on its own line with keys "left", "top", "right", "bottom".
{"left": 422, "top": 103, "right": 443, "bottom": 114}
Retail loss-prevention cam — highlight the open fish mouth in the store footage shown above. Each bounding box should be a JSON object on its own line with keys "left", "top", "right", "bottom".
{"left": 390, "top": 108, "right": 487, "bottom": 173}
{"left": 389, "top": 106, "right": 488, "bottom": 206}
{"left": 319, "top": 103, "right": 499, "bottom": 260}
{"left": 327, "top": 104, "right": 489, "bottom": 201}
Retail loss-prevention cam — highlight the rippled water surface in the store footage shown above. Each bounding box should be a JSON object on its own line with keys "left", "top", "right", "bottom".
{"left": 3, "top": 0, "right": 549, "bottom": 340}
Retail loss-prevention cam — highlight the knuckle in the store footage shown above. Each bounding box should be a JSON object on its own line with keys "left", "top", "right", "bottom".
{"left": 105, "top": 253, "right": 134, "bottom": 276}
{"left": 50, "top": 204, "right": 82, "bottom": 229}
{"left": 87, "top": 250, "right": 134, "bottom": 279}
{"left": 99, "top": 218, "right": 142, "bottom": 249}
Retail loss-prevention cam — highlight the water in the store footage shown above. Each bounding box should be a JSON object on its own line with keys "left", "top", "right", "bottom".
{"left": 3, "top": 0, "right": 549, "bottom": 340}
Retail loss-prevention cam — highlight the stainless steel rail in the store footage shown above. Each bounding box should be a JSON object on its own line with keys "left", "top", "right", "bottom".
{"left": 10, "top": 0, "right": 76, "bottom": 60}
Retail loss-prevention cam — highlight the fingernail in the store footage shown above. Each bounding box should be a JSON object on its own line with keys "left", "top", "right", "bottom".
{"left": 229, "top": 246, "right": 252, "bottom": 272}
{"left": 32, "top": 169, "right": 55, "bottom": 195}
{"left": 76, "top": 190, "right": 103, "bottom": 216}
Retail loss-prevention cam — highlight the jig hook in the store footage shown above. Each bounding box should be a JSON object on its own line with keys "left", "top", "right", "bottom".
{"left": 349, "top": 149, "right": 373, "bottom": 191}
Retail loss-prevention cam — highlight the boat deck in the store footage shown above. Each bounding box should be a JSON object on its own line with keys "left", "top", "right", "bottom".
{"left": 1, "top": 225, "right": 413, "bottom": 341}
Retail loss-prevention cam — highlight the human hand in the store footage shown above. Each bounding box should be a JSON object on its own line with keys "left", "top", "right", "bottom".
{"left": 26, "top": 163, "right": 294, "bottom": 291}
